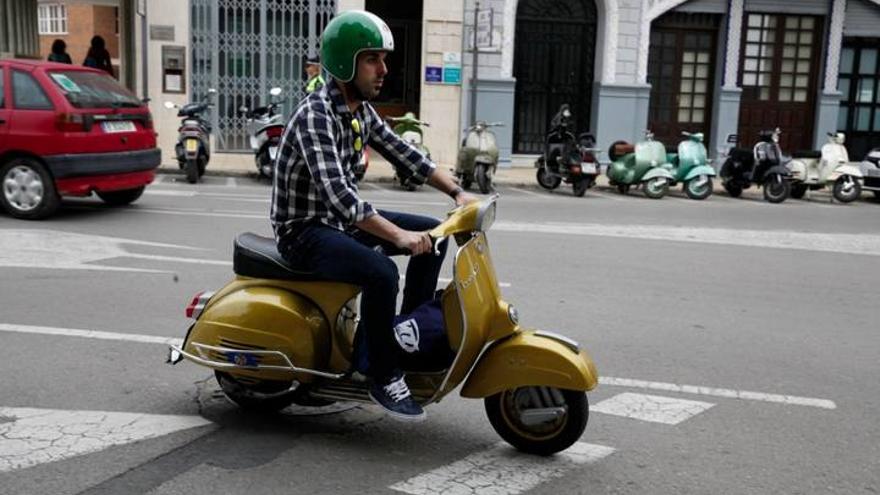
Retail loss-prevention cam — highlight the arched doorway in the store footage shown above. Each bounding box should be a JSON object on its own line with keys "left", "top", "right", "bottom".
{"left": 513, "top": 0, "right": 598, "bottom": 154}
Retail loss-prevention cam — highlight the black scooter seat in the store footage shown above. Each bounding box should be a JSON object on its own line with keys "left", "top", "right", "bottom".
{"left": 233, "top": 233, "right": 322, "bottom": 281}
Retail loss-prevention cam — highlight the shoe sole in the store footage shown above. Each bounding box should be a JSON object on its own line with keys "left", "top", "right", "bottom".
{"left": 368, "top": 390, "right": 427, "bottom": 423}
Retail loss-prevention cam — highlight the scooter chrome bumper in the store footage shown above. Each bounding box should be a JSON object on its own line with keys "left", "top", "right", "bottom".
{"left": 167, "top": 342, "right": 346, "bottom": 380}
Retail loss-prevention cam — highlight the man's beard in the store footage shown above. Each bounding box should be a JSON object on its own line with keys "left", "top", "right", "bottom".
{"left": 344, "top": 78, "right": 378, "bottom": 102}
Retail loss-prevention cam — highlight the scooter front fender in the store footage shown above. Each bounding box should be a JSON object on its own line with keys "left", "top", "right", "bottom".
{"left": 683, "top": 164, "right": 717, "bottom": 181}
{"left": 460, "top": 330, "right": 598, "bottom": 399}
{"left": 641, "top": 167, "right": 675, "bottom": 182}
{"left": 828, "top": 164, "right": 864, "bottom": 182}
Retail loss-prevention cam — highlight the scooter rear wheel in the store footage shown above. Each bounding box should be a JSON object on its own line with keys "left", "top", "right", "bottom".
{"left": 790, "top": 184, "right": 808, "bottom": 199}
{"left": 215, "top": 371, "right": 301, "bottom": 413}
{"left": 724, "top": 182, "right": 743, "bottom": 198}
{"left": 185, "top": 158, "right": 199, "bottom": 184}
{"left": 485, "top": 387, "right": 588, "bottom": 456}
{"left": 476, "top": 164, "right": 493, "bottom": 194}
{"left": 572, "top": 177, "right": 592, "bottom": 197}
{"left": 536, "top": 167, "right": 562, "bottom": 190}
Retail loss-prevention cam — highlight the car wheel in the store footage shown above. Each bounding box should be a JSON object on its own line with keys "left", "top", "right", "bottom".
{"left": 0, "top": 157, "right": 60, "bottom": 220}
{"left": 96, "top": 186, "right": 146, "bottom": 206}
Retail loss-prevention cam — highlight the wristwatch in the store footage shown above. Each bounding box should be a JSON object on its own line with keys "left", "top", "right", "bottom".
{"left": 449, "top": 186, "right": 464, "bottom": 199}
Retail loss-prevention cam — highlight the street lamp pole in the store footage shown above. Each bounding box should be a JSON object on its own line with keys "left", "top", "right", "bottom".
{"left": 469, "top": 1, "right": 479, "bottom": 126}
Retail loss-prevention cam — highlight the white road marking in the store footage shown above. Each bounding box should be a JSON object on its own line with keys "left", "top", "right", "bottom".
{"left": 494, "top": 221, "right": 880, "bottom": 257}
{"left": 592, "top": 392, "right": 714, "bottom": 425}
{"left": 508, "top": 186, "right": 545, "bottom": 198}
{"left": 144, "top": 189, "right": 198, "bottom": 197}
{"left": 0, "top": 323, "right": 183, "bottom": 346}
{"left": 389, "top": 442, "right": 614, "bottom": 495}
{"left": 0, "top": 229, "right": 207, "bottom": 273}
{"left": 0, "top": 407, "right": 212, "bottom": 473}
{"left": 0, "top": 324, "right": 837, "bottom": 410}
{"left": 600, "top": 376, "right": 837, "bottom": 409}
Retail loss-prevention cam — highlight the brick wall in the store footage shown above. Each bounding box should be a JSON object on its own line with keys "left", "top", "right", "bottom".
{"left": 38, "top": 4, "right": 119, "bottom": 72}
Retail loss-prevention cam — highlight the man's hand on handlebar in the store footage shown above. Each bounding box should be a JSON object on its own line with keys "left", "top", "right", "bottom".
{"left": 395, "top": 230, "right": 433, "bottom": 256}
{"left": 454, "top": 191, "right": 480, "bottom": 207}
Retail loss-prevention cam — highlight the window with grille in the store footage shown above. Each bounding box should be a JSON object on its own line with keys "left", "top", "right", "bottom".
{"left": 38, "top": 4, "right": 68, "bottom": 35}
{"left": 741, "top": 14, "right": 775, "bottom": 100}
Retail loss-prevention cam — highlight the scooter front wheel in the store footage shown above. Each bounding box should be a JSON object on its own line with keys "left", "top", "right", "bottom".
{"left": 763, "top": 175, "right": 790, "bottom": 203}
{"left": 485, "top": 386, "right": 588, "bottom": 456}
{"left": 475, "top": 164, "right": 493, "bottom": 194}
{"left": 685, "top": 176, "right": 712, "bottom": 200}
{"left": 643, "top": 177, "right": 669, "bottom": 199}
{"left": 832, "top": 175, "right": 862, "bottom": 203}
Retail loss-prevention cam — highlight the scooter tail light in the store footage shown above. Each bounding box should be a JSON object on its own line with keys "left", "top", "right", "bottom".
{"left": 266, "top": 126, "right": 284, "bottom": 138}
{"left": 185, "top": 290, "right": 215, "bottom": 319}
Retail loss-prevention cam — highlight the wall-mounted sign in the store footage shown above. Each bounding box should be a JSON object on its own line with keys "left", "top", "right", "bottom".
{"left": 425, "top": 66, "right": 442, "bottom": 83}
{"left": 150, "top": 25, "right": 175, "bottom": 41}
{"left": 442, "top": 52, "right": 462, "bottom": 85}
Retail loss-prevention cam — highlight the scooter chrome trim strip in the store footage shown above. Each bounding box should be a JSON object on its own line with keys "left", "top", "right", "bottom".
{"left": 533, "top": 331, "right": 580, "bottom": 353}
{"left": 169, "top": 342, "right": 346, "bottom": 379}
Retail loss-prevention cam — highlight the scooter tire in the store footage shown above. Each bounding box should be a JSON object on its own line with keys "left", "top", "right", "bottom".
{"left": 536, "top": 167, "right": 562, "bottom": 190}
{"left": 476, "top": 164, "right": 492, "bottom": 194}
{"left": 643, "top": 178, "right": 669, "bottom": 199}
{"left": 485, "top": 387, "right": 589, "bottom": 457}
{"left": 198, "top": 154, "right": 208, "bottom": 177}
{"left": 763, "top": 175, "right": 790, "bottom": 203}
{"left": 215, "top": 371, "right": 300, "bottom": 413}
{"left": 684, "top": 176, "right": 712, "bottom": 200}
{"left": 724, "top": 183, "right": 743, "bottom": 198}
{"left": 832, "top": 175, "right": 862, "bottom": 203}
{"left": 572, "top": 177, "right": 591, "bottom": 197}
{"left": 185, "top": 159, "right": 199, "bottom": 184}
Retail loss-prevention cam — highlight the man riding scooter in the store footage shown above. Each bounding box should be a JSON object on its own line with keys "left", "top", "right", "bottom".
{"left": 272, "top": 11, "right": 478, "bottom": 421}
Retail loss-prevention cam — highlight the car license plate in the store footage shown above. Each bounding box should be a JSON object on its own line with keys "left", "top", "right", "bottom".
{"left": 268, "top": 146, "right": 278, "bottom": 160}
{"left": 185, "top": 139, "right": 199, "bottom": 152}
{"left": 101, "top": 121, "right": 136, "bottom": 133}
{"left": 581, "top": 163, "right": 597, "bottom": 174}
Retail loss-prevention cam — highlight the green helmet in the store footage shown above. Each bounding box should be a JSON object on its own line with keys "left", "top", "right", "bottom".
{"left": 320, "top": 10, "right": 394, "bottom": 82}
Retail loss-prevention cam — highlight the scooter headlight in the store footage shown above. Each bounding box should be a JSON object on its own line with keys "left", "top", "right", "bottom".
{"left": 476, "top": 199, "right": 497, "bottom": 232}
{"left": 507, "top": 304, "right": 519, "bottom": 325}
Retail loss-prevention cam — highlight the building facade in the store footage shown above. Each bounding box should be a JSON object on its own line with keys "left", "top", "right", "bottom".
{"left": 4, "top": 0, "right": 880, "bottom": 168}
{"left": 463, "top": 0, "right": 880, "bottom": 164}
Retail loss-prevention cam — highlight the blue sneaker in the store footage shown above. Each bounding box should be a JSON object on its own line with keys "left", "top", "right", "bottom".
{"left": 368, "top": 373, "right": 426, "bottom": 422}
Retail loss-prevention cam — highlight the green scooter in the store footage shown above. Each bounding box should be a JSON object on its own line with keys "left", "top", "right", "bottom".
{"left": 667, "top": 132, "right": 716, "bottom": 200}
{"left": 387, "top": 112, "right": 430, "bottom": 191}
{"left": 606, "top": 131, "right": 675, "bottom": 199}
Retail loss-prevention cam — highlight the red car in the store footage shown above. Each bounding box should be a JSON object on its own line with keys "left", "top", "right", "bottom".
{"left": 0, "top": 59, "right": 160, "bottom": 219}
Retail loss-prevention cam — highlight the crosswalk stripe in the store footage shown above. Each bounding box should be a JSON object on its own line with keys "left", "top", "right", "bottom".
{"left": 0, "top": 407, "right": 212, "bottom": 473}
{"left": 389, "top": 442, "right": 615, "bottom": 495}
{"left": 592, "top": 392, "right": 714, "bottom": 424}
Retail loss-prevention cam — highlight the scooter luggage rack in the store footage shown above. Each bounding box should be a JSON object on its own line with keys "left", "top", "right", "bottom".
{"left": 169, "top": 341, "right": 347, "bottom": 380}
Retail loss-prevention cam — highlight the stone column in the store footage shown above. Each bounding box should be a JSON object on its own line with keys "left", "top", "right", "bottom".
{"left": 710, "top": 0, "right": 745, "bottom": 159}
{"left": 814, "top": 0, "right": 847, "bottom": 148}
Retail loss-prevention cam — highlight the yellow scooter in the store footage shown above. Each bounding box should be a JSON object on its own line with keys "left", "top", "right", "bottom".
{"left": 167, "top": 196, "right": 598, "bottom": 455}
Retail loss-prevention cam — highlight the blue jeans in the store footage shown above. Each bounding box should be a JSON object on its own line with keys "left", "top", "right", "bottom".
{"left": 277, "top": 211, "right": 448, "bottom": 378}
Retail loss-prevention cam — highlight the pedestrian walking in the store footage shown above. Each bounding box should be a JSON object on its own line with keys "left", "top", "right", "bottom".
{"left": 47, "top": 39, "right": 72, "bottom": 64}
{"left": 83, "top": 36, "right": 114, "bottom": 76}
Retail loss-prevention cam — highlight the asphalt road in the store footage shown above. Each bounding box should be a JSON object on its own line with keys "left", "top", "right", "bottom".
{"left": 1, "top": 174, "right": 878, "bottom": 495}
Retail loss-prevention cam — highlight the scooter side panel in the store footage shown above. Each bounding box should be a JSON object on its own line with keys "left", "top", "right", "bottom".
{"left": 459, "top": 331, "right": 598, "bottom": 398}
{"left": 185, "top": 285, "right": 331, "bottom": 383}
{"left": 827, "top": 164, "right": 864, "bottom": 182}
{"left": 641, "top": 167, "right": 675, "bottom": 182}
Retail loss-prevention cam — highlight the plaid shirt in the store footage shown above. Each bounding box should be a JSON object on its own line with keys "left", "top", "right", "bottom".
{"left": 271, "top": 79, "right": 436, "bottom": 240}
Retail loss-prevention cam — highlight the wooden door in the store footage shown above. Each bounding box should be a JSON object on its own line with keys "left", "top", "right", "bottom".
{"left": 738, "top": 13, "right": 823, "bottom": 151}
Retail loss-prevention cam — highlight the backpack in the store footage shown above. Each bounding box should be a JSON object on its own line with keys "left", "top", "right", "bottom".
{"left": 353, "top": 294, "right": 455, "bottom": 374}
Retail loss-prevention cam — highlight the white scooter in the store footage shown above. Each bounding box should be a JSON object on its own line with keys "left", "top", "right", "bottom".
{"left": 240, "top": 87, "right": 286, "bottom": 179}
{"left": 859, "top": 147, "right": 880, "bottom": 200}
{"left": 788, "top": 132, "right": 863, "bottom": 203}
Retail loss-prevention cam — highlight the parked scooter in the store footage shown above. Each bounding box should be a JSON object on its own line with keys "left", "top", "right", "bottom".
{"left": 388, "top": 112, "right": 430, "bottom": 191}
{"left": 240, "top": 87, "right": 286, "bottom": 179}
{"left": 534, "top": 104, "right": 601, "bottom": 197}
{"left": 719, "top": 128, "right": 791, "bottom": 203}
{"left": 787, "top": 132, "right": 863, "bottom": 203}
{"left": 165, "top": 88, "right": 216, "bottom": 184}
{"left": 167, "top": 196, "right": 598, "bottom": 456}
{"left": 859, "top": 146, "right": 880, "bottom": 199}
{"left": 606, "top": 131, "right": 676, "bottom": 199}
{"left": 667, "top": 132, "right": 716, "bottom": 200}
{"left": 456, "top": 121, "right": 504, "bottom": 194}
